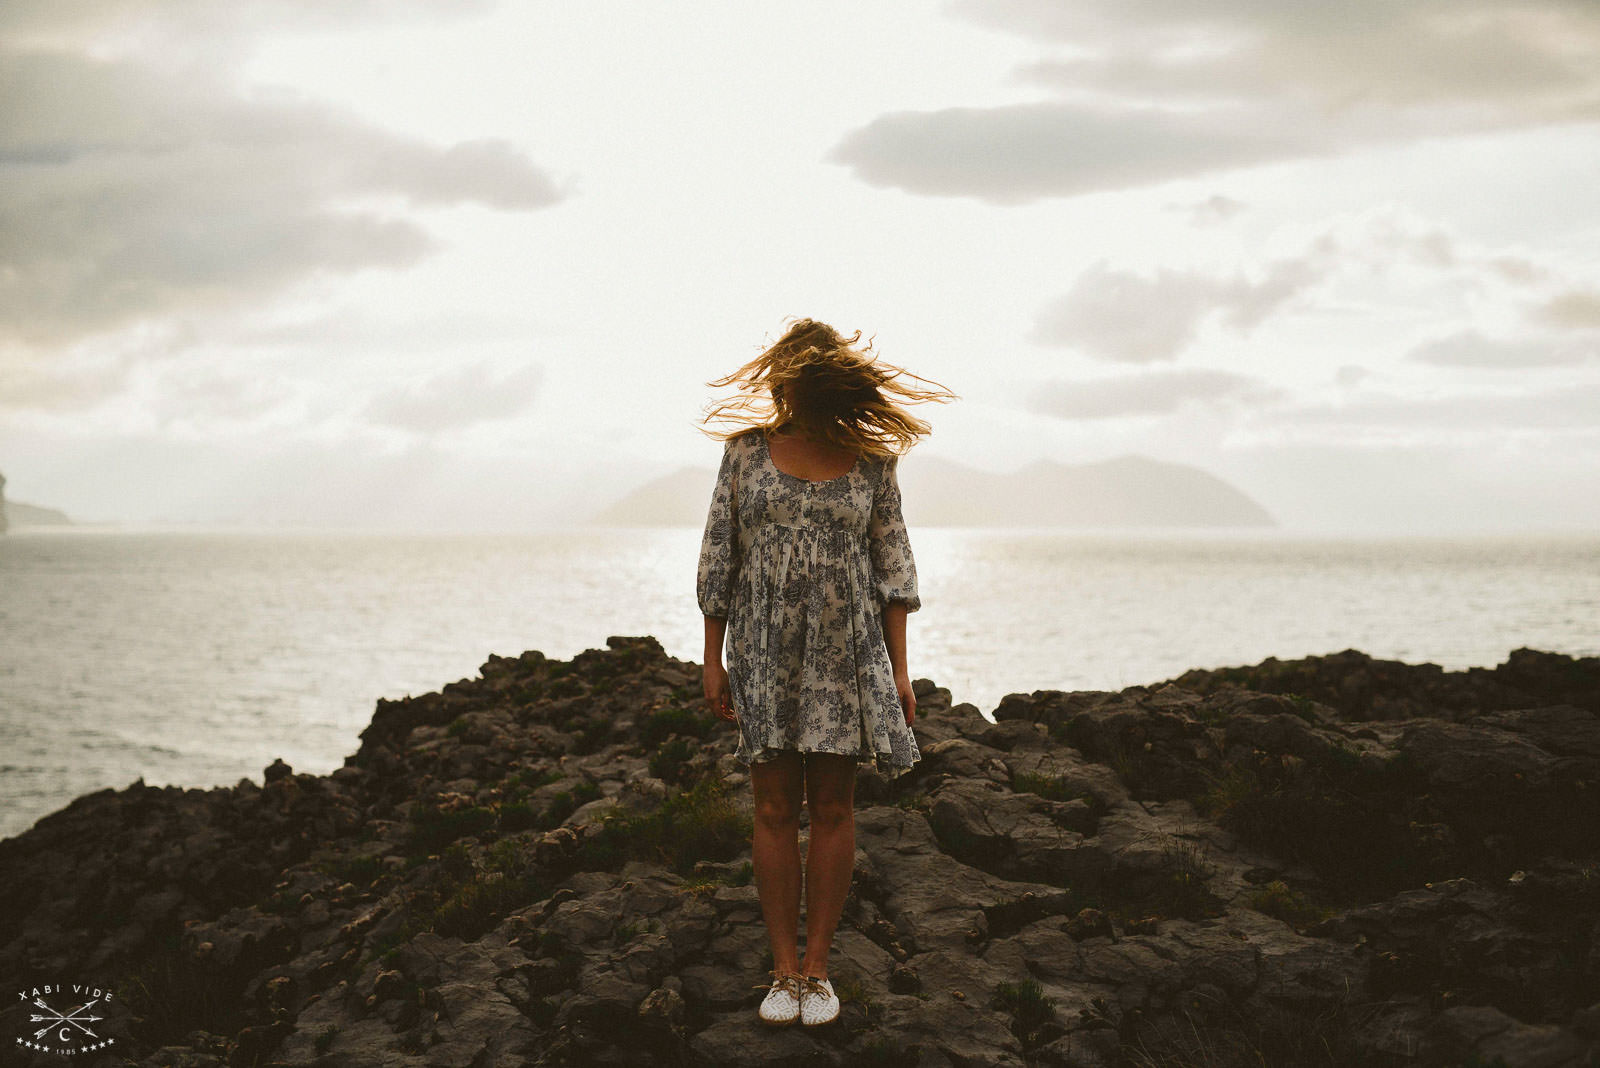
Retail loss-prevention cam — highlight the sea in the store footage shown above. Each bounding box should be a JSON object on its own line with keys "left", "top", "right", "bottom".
{"left": 2, "top": 526, "right": 1596, "bottom": 840}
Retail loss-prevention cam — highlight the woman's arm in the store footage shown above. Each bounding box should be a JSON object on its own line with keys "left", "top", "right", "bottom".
{"left": 882, "top": 602, "right": 908, "bottom": 676}
{"left": 704, "top": 614, "right": 728, "bottom": 666}
{"left": 702, "top": 613, "right": 735, "bottom": 722}
{"left": 882, "top": 601, "right": 915, "bottom": 726}
{"left": 867, "top": 455, "right": 920, "bottom": 728}
{"left": 697, "top": 439, "right": 739, "bottom": 723}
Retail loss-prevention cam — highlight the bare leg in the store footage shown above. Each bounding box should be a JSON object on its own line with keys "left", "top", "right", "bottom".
{"left": 800, "top": 752, "right": 857, "bottom": 979}
{"left": 750, "top": 751, "right": 805, "bottom": 975}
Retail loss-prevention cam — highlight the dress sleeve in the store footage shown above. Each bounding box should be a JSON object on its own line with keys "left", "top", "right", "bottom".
{"left": 696, "top": 437, "right": 741, "bottom": 618}
{"left": 868, "top": 454, "right": 921, "bottom": 613}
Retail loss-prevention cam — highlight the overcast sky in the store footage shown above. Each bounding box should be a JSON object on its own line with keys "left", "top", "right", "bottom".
{"left": 3, "top": 0, "right": 1598, "bottom": 533}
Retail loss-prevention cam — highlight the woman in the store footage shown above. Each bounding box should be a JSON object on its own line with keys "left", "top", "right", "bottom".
{"left": 695, "top": 318, "right": 957, "bottom": 1027}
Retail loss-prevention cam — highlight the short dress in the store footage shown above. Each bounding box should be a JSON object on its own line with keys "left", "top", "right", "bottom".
{"left": 697, "top": 427, "right": 922, "bottom": 773}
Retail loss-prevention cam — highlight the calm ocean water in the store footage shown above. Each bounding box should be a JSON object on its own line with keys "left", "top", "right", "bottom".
{"left": 2, "top": 527, "right": 1596, "bottom": 839}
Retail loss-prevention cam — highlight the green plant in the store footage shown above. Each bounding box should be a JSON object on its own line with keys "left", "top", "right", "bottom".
{"left": 497, "top": 801, "right": 540, "bottom": 833}
{"left": 1149, "top": 835, "right": 1224, "bottom": 921}
{"left": 117, "top": 930, "right": 252, "bottom": 1048}
{"left": 680, "top": 860, "right": 754, "bottom": 893}
{"left": 833, "top": 976, "right": 884, "bottom": 1034}
{"left": 1249, "top": 879, "right": 1334, "bottom": 928}
{"left": 257, "top": 887, "right": 303, "bottom": 916}
{"left": 1011, "top": 770, "right": 1080, "bottom": 800}
{"left": 546, "top": 675, "right": 584, "bottom": 699}
{"left": 1189, "top": 747, "right": 1435, "bottom": 902}
{"left": 857, "top": 1033, "right": 919, "bottom": 1065}
{"left": 992, "top": 979, "right": 1058, "bottom": 1052}
{"left": 579, "top": 777, "right": 751, "bottom": 874}
{"left": 640, "top": 706, "right": 716, "bottom": 748}
{"left": 509, "top": 767, "right": 562, "bottom": 791}
{"left": 542, "top": 780, "right": 602, "bottom": 828}
{"left": 1106, "top": 737, "right": 1151, "bottom": 792}
{"left": 330, "top": 853, "right": 386, "bottom": 887}
{"left": 527, "top": 997, "right": 560, "bottom": 1028}
{"left": 649, "top": 736, "right": 699, "bottom": 785}
{"left": 573, "top": 716, "right": 611, "bottom": 754}
{"left": 313, "top": 1025, "right": 339, "bottom": 1054}
{"left": 1284, "top": 693, "right": 1319, "bottom": 723}
{"left": 406, "top": 800, "right": 497, "bottom": 856}
{"left": 612, "top": 918, "right": 659, "bottom": 945}
{"left": 396, "top": 839, "right": 551, "bottom": 944}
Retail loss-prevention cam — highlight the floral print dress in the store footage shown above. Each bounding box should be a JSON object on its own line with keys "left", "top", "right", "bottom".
{"left": 697, "top": 427, "right": 922, "bottom": 773}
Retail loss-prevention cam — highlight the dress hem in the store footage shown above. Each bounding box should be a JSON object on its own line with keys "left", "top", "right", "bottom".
{"left": 737, "top": 743, "right": 919, "bottom": 775}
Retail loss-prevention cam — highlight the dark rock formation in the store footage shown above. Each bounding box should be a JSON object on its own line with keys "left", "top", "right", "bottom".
{"left": 1165, "top": 646, "right": 1600, "bottom": 721}
{"left": 1, "top": 639, "right": 1597, "bottom": 1067}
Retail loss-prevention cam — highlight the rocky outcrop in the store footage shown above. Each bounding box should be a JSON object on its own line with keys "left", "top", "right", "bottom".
{"left": 1164, "top": 646, "right": 1600, "bottom": 721}
{"left": 1, "top": 639, "right": 1596, "bottom": 1067}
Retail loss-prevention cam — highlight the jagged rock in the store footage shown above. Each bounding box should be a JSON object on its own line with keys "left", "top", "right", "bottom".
{"left": 0, "top": 637, "right": 1595, "bottom": 1066}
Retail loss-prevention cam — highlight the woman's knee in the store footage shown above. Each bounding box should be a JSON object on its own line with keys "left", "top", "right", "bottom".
{"left": 808, "top": 797, "right": 854, "bottom": 833}
{"left": 754, "top": 794, "right": 801, "bottom": 831}
{"left": 803, "top": 754, "right": 857, "bottom": 816}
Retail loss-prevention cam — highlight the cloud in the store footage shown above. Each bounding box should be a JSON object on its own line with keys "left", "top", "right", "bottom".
{"left": 0, "top": 345, "right": 143, "bottom": 412}
{"left": 363, "top": 362, "right": 544, "bottom": 434}
{"left": 0, "top": 0, "right": 487, "bottom": 44}
{"left": 1168, "top": 194, "right": 1246, "bottom": 226}
{"left": 830, "top": 0, "right": 1600, "bottom": 201}
{"left": 1537, "top": 288, "right": 1600, "bottom": 329}
{"left": 1408, "top": 329, "right": 1600, "bottom": 368}
{"left": 830, "top": 100, "right": 1332, "bottom": 205}
{"left": 0, "top": 5, "right": 563, "bottom": 347}
{"left": 1032, "top": 253, "right": 1328, "bottom": 360}
{"left": 1024, "top": 368, "right": 1283, "bottom": 419}
{"left": 1032, "top": 206, "right": 1579, "bottom": 362}
{"left": 1263, "top": 381, "right": 1600, "bottom": 432}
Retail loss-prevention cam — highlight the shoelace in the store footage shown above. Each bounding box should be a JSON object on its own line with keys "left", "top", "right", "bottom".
{"left": 798, "top": 974, "right": 832, "bottom": 1000}
{"left": 752, "top": 970, "right": 805, "bottom": 998}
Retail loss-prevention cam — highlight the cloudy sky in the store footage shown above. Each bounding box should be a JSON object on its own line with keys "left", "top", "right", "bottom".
{"left": 3, "top": 0, "right": 1598, "bottom": 533}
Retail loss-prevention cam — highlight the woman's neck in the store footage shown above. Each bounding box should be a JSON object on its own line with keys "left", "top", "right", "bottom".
{"left": 776, "top": 418, "right": 828, "bottom": 439}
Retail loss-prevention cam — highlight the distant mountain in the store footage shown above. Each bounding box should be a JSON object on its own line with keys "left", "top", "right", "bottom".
{"left": 591, "top": 466, "right": 713, "bottom": 527}
{"left": 592, "top": 452, "right": 1275, "bottom": 528}
{"left": 7, "top": 500, "right": 73, "bottom": 527}
{"left": 0, "top": 468, "right": 73, "bottom": 531}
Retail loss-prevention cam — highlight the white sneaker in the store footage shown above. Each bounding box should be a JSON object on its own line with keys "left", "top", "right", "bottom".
{"left": 798, "top": 975, "right": 839, "bottom": 1026}
{"left": 756, "top": 971, "right": 803, "bottom": 1027}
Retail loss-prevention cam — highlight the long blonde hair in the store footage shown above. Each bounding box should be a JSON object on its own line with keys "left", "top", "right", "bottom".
{"left": 698, "top": 318, "right": 958, "bottom": 459}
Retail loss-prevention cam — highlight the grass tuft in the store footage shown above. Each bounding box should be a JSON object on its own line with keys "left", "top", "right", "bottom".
{"left": 580, "top": 777, "right": 751, "bottom": 875}
{"left": 992, "top": 978, "right": 1059, "bottom": 1052}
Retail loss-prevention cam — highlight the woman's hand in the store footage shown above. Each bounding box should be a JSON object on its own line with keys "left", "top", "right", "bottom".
{"left": 703, "top": 661, "right": 737, "bottom": 723}
{"left": 894, "top": 669, "right": 916, "bottom": 727}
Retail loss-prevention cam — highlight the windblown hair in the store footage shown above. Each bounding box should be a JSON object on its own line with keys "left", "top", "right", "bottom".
{"left": 697, "top": 318, "right": 959, "bottom": 459}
